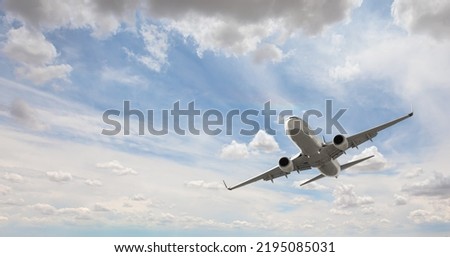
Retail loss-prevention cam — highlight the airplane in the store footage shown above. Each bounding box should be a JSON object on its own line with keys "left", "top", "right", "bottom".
{"left": 223, "top": 111, "right": 413, "bottom": 190}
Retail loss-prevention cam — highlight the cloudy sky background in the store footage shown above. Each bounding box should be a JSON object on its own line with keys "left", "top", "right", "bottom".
{"left": 1, "top": 0, "right": 450, "bottom": 236}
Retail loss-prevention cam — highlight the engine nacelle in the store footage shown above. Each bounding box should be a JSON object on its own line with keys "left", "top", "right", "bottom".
{"left": 333, "top": 134, "right": 349, "bottom": 151}
{"left": 278, "top": 157, "right": 294, "bottom": 173}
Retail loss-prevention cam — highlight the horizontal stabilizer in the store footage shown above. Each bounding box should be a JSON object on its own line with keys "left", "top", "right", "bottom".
{"left": 341, "top": 155, "right": 374, "bottom": 171}
{"left": 299, "top": 174, "right": 325, "bottom": 187}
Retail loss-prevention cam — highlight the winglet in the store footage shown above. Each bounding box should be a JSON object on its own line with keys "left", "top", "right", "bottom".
{"left": 223, "top": 180, "right": 232, "bottom": 190}
{"left": 409, "top": 104, "right": 414, "bottom": 117}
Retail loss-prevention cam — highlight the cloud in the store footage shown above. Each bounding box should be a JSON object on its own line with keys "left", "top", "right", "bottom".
{"left": 347, "top": 146, "right": 388, "bottom": 172}
{"left": 333, "top": 184, "right": 374, "bottom": 209}
{"left": 124, "top": 23, "right": 169, "bottom": 72}
{"left": 96, "top": 160, "right": 138, "bottom": 175}
{"left": 158, "top": 0, "right": 362, "bottom": 56}
{"left": 221, "top": 130, "right": 280, "bottom": 159}
{"left": 329, "top": 57, "right": 360, "bottom": 81}
{"left": 93, "top": 203, "right": 111, "bottom": 212}
{"left": 394, "top": 194, "right": 408, "bottom": 206}
{"left": 402, "top": 171, "right": 450, "bottom": 198}
{"left": 248, "top": 130, "right": 280, "bottom": 153}
{"left": 100, "top": 66, "right": 146, "bottom": 86}
{"left": 9, "top": 99, "right": 46, "bottom": 130}
{"left": 84, "top": 179, "right": 103, "bottom": 187}
{"left": 15, "top": 65, "right": 73, "bottom": 85}
{"left": 403, "top": 168, "right": 424, "bottom": 179}
{"left": 408, "top": 209, "right": 446, "bottom": 224}
{"left": 2, "top": 198, "right": 25, "bottom": 206}
{"left": 2, "top": 0, "right": 140, "bottom": 38}
{"left": 102, "top": 161, "right": 138, "bottom": 176}
{"left": 32, "top": 203, "right": 91, "bottom": 219}
{"left": 3, "top": 172, "right": 24, "bottom": 183}
{"left": 0, "top": 216, "right": 9, "bottom": 222}
{"left": 185, "top": 180, "right": 223, "bottom": 190}
{"left": 252, "top": 44, "right": 284, "bottom": 64}
{"left": 46, "top": 171, "right": 73, "bottom": 182}
{"left": 152, "top": 0, "right": 362, "bottom": 33}
{"left": 219, "top": 140, "right": 250, "bottom": 159}
{"left": 33, "top": 203, "right": 57, "bottom": 215}
{"left": 392, "top": 0, "right": 450, "bottom": 40}
{"left": 2, "top": 26, "right": 72, "bottom": 85}
{"left": 131, "top": 194, "right": 146, "bottom": 201}
{"left": 0, "top": 184, "right": 11, "bottom": 195}
{"left": 330, "top": 208, "right": 352, "bottom": 216}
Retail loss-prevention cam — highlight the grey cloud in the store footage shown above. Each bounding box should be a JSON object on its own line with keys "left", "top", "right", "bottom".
{"left": 394, "top": 194, "right": 408, "bottom": 206}
{"left": 93, "top": 203, "right": 111, "bottom": 212}
{"left": 2, "top": 0, "right": 140, "bottom": 37}
{"left": 402, "top": 171, "right": 450, "bottom": 198}
{"left": 131, "top": 194, "right": 146, "bottom": 201}
{"left": 9, "top": 99, "right": 46, "bottom": 129}
{"left": 147, "top": 0, "right": 361, "bottom": 34}
{"left": 252, "top": 44, "right": 284, "bottom": 64}
{"left": 392, "top": 0, "right": 450, "bottom": 40}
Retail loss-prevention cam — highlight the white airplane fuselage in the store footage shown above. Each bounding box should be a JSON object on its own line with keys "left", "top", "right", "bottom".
{"left": 285, "top": 117, "right": 340, "bottom": 177}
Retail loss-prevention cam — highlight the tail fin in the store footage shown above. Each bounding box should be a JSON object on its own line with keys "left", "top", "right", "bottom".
{"left": 341, "top": 155, "right": 374, "bottom": 170}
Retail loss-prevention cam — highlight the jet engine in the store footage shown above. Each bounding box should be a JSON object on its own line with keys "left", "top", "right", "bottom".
{"left": 333, "top": 134, "right": 349, "bottom": 150}
{"left": 278, "top": 157, "right": 294, "bottom": 173}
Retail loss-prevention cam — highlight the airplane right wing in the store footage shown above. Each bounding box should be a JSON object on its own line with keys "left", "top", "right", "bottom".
{"left": 223, "top": 154, "right": 312, "bottom": 190}
{"left": 323, "top": 111, "right": 413, "bottom": 159}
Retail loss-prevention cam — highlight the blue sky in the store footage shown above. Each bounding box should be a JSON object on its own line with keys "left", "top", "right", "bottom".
{"left": 1, "top": 0, "right": 450, "bottom": 236}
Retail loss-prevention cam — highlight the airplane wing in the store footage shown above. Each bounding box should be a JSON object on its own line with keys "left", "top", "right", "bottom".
{"left": 223, "top": 154, "right": 311, "bottom": 190}
{"left": 323, "top": 112, "right": 413, "bottom": 159}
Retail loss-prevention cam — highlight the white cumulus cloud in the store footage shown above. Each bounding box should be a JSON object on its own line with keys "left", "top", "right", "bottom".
{"left": 249, "top": 130, "right": 280, "bottom": 153}
{"left": 84, "top": 179, "right": 103, "bottom": 187}
{"left": 333, "top": 184, "right": 374, "bottom": 209}
{"left": 46, "top": 171, "right": 73, "bottom": 182}
{"left": 220, "top": 140, "right": 250, "bottom": 159}
{"left": 96, "top": 160, "right": 138, "bottom": 175}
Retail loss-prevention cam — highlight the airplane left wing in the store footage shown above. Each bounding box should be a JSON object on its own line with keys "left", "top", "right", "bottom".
{"left": 223, "top": 154, "right": 311, "bottom": 190}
